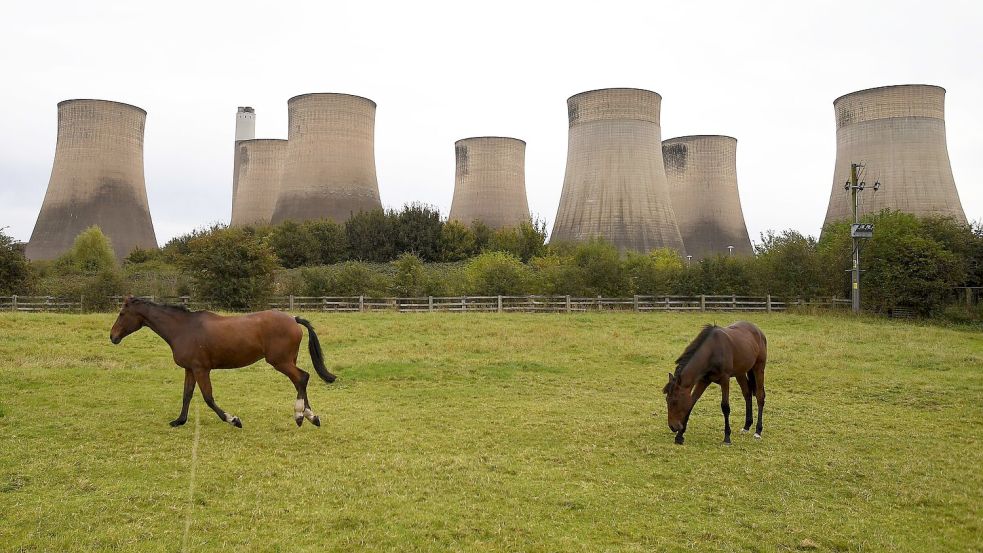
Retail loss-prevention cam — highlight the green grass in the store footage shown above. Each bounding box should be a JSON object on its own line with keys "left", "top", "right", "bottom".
{"left": 0, "top": 312, "right": 980, "bottom": 552}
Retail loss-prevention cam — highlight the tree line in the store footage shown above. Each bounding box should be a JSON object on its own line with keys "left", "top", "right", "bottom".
{"left": 1, "top": 206, "right": 980, "bottom": 320}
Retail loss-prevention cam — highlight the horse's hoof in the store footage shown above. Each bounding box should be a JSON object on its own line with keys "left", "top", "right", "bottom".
{"left": 674, "top": 437, "right": 685, "bottom": 445}
{"left": 295, "top": 417, "right": 303, "bottom": 427}
{"left": 169, "top": 419, "right": 186, "bottom": 427}
{"left": 311, "top": 415, "right": 321, "bottom": 427}
{"left": 231, "top": 417, "right": 242, "bottom": 428}
{"left": 740, "top": 428, "right": 750, "bottom": 433}
{"left": 753, "top": 433, "right": 761, "bottom": 439}
{"left": 722, "top": 441, "right": 732, "bottom": 446}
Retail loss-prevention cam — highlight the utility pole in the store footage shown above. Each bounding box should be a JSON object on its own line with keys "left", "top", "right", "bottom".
{"left": 845, "top": 163, "right": 878, "bottom": 314}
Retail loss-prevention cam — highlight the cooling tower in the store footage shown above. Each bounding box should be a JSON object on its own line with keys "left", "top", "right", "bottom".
{"left": 271, "top": 93, "right": 382, "bottom": 224}
{"left": 663, "top": 135, "right": 753, "bottom": 259}
{"left": 26, "top": 99, "right": 157, "bottom": 261}
{"left": 232, "top": 106, "right": 256, "bottom": 200}
{"left": 449, "top": 137, "right": 530, "bottom": 229}
{"left": 551, "top": 88, "right": 685, "bottom": 253}
{"left": 824, "top": 85, "right": 966, "bottom": 226}
{"left": 230, "top": 139, "right": 286, "bottom": 227}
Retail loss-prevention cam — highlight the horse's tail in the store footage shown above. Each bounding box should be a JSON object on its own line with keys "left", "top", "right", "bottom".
{"left": 295, "top": 317, "right": 337, "bottom": 384}
{"left": 747, "top": 369, "right": 757, "bottom": 396}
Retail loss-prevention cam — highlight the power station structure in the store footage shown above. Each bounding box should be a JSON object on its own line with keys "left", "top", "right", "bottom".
{"left": 663, "top": 135, "right": 753, "bottom": 259}
{"left": 449, "top": 137, "right": 530, "bottom": 228}
{"left": 271, "top": 93, "right": 382, "bottom": 224}
{"left": 230, "top": 139, "right": 287, "bottom": 227}
{"left": 823, "top": 84, "right": 966, "bottom": 227}
{"left": 26, "top": 99, "right": 157, "bottom": 260}
{"left": 552, "top": 88, "right": 685, "bottom": 253}
{"left": 231, "top": 106, "right": 256, "bottom": 201}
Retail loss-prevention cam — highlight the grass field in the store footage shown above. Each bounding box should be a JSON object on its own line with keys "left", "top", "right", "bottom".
{"left": 0, "top": 312, "right": 980, "bottom": 552}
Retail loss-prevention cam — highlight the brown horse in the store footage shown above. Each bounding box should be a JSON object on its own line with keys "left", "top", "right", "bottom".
{"left": 109, "top": 296, "right": 336, "bottom": 428}
{"left": 662, "top": 322, "right": 767, "bottom": 445}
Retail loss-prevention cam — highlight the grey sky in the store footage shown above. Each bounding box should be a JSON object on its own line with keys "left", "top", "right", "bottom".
{"left": 1, "top": 0, "right": 980, "bottom": 246}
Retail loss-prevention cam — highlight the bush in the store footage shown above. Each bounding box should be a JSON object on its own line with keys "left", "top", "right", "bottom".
{"left": 0, "top": 228, "right": 32, "bottom": 295}
{"left": 391, "top": 253, "right": 427, "bottom": 297}
{"left": 394, "top": 203, "right": 443, "bottom": 261}
{"left": 346, "top": 210, "right": 395, "bottom": 262}
{"left": 623, "top": 248, "right": 683, "bottom": 295}
{"left": 753, "top": 230, "right": 824, "bottom": 299}
{"left": 305, "top": 220, "right": 348, "bottom": 265}
{"left": 298, "top": 262, "right": 392, "bottom": 297}
{"left": 181, "top": 227, "right": 278, "bottom": 310}
{"left": 269, "top": 221, "right": 319, "bottom": 268}
{"left": 54, "top": 226, "right": 116, "bottom": 274}
{"left": 464, "top": 251, "right": 529, "bottom": 295}
{"left": 440, "top": 221, "right": 477, "bottom": 261}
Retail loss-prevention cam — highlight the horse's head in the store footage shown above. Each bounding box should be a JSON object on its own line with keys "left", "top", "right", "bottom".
{"left": 662, "top": 372, "right": 692, "bottom": 433}
{"left": 110, "top": 296, "right": 144, "bottom": 344}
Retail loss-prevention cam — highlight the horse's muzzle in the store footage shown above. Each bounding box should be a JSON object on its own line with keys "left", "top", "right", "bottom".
{"left": 110, "top": 335, "right": 121, "bottom": 345}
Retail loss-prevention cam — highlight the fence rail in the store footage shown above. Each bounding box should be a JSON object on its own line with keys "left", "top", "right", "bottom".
{"left": 0, "top": 295, "right": 852, "bottom": 314}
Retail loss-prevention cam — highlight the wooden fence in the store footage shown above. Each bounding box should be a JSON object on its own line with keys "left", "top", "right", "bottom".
{"left": 0, "top": 295, "right": 852, "bottom": 314}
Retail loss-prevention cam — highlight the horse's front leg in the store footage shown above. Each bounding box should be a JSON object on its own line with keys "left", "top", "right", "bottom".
{"left": 676, "top": 380, "right": 710, "bottom": 445}
{"left": 170, "top": 368, "right": 196, "bottom": 427}
{"left": 194, "top": 369, "right": 242, "bottom": 428}
{"left": 720, "top": 378, "right": 732, "bottom": 445}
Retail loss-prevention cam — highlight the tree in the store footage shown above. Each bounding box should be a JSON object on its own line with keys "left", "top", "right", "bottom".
{"left": 391, "top": 252, "right": 427, "bottom": 297}
{"left": 0, "top": 228, "right": 31, "bottom": 295}
{"left": 394, "top": 203, "right": 443, "bottom": 261}
{"left": 623, "top": 248, "right": 683, "bottom": 295}
{"left": 440, "top": 220, "right": 477, "bottom": 261}
{"left": 54, "top": 226, "right": 116, "bottom": 274}
{"left": 345, "top": 210, "right": 395, "bottom": 262}
{"left": 269, "top": 220, "right": 319, "bottom": 268}
{"left": 304, "top": 220, "right": 348, "bottom": 265}
{"left": 181, "top": 227, "right": 278, "bottom": 310}
{"left": 753, "top": 230, "right": 824, "bottom": 298}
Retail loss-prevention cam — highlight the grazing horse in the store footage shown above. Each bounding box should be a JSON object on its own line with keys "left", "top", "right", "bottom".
{"left": 662, "top": 322, "right": 767, "bottom": 445}
{"left": 109, "top": 296, "right": 336, "bottom": 428}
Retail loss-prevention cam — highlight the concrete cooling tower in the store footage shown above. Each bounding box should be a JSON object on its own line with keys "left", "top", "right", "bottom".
{"left": 271, "top": 93, "right": 382, "bottom": 224}
{"left": 26, "top": 99, "right": 157, "bottom": 260}
{"left": 449, "top": 137, "right": 530, "bottom": 229}
{"left": 663, "top": 135, "right": 753, "bottom": 259}
{"left": 824, "top": 84, "right": 966, "bottom": 226}
{"left": 230, "top": 139, "right": 286, "bottom": 227}
{"left": 551, "top": 88, "right": 684, "bottom": 253}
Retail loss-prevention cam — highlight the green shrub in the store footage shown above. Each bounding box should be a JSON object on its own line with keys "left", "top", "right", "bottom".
{"left": 0, "top": 228, "right": 32, "bottom": 295}
{"left": 394, "top": 203, "right": 443, "bottom": 261}
{"left": 440, "top": 220, "right": 478, "bottom": 261}
{"left": 305, "top": 220, "right": 348, "bottom": 264}
{"left": 181, "top": 227, "right": 278, "bottom": 310}
{"left": 269, "top": 220, "right": 319, "bottom": 268}
{"left": 391, "top": 253, "right": 427, "bottom": 297}
{"left": 623, "top": 248, "right": 683, "bottom": 295}
{"left": 346, "top": 210, "right": 395, "bottom": 262}
{"left": 753, "top": 230, "right": 824, "bottom": 299}
{"left": 464, "top": 251, "right": 529, "bottom": 295}
{"left": 54, "top": 226, "right": 116, "bottom": 274}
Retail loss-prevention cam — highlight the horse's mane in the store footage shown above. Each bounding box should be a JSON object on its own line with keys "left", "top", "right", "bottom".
{"left": 673, "top": 324, "right": 719, "bottom": 377}
{"left": 130, "top": 297, "right": 192, "bottom": 313}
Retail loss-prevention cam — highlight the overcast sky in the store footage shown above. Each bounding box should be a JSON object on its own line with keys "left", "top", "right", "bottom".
{"left": 1, "top": 0, "right": 980, "bottom": 246}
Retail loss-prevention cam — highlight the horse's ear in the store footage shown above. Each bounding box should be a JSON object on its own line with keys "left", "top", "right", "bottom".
{"left": 124, "top": 295, "right": 134, "bottom": 304}
{"left": 667, "top": 372, "right": 674, "bottom": 381}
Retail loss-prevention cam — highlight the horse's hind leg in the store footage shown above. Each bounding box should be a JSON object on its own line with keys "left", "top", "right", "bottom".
{"left": 193, "top": 369, "right": 242, "bottom": 428}
{"left": 752, "top": 362, "right": 766, "bottom": 439}
{"left": 273, "top": 362, "right": 319, "bottom": 428}
{"left": 735, "top": 373, "right": 753, "bottom": 433}
{"left": 720, "top": 378, "right": 732, "bottom": 445}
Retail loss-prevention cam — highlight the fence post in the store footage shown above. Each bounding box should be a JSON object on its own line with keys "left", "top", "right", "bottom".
{"left": 566, "top": 295, "right": 571, "bottom": 313}
{"left": 359, "top": 295, "right": 364, "bottom": 312}
{"left": 700, "top": 295, "right": 706, "bottom": 312}
{"left": 497, "top": 295, "right": 503, "bottom": 313}
{"left": 968, "top": 288, "right": 973, "bottom": 308}
{"left": 597, "top": 295, "right": 602, "bottom": 312}
{"left": 633, "top": 295, "right": 639, "bottom": 312}
{"left": 732, "top": 295, "right": 737, "bottom": 310}
{"left": 429, "top": 296, "right": 434, "bottom": 313}
{"left": 766, "top": 294, "right": 772, "bottom": 313}
{"left": 289, "top": 295, "right": 295, "bottom": 310}
{"left": 78, "top": 295, "right": 82, "bottom": 313}
{"left": 11, "top": 295, "right": 16, "bottom": 312}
